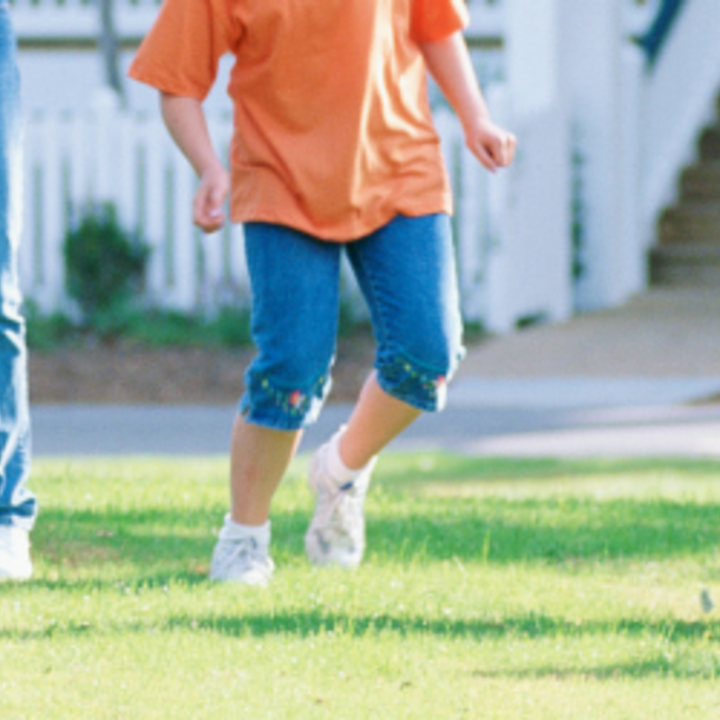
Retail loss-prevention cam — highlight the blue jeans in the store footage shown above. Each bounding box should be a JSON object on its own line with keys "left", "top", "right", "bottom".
{"left": 0, "top": 7, "right": 34, "bottom": 530}
{"left": 239, "top": 213, "right": 465, "bottom": 430}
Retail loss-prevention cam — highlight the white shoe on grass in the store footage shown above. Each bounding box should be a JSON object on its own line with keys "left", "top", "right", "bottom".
{"left": 304, "top": 439, "right": 376, "bottom": 569}
{"left": 209, "top": 536, "right": 274, "bottom": 586}
{"left": 0, "top": 526, "right": 33, "bottom": 581}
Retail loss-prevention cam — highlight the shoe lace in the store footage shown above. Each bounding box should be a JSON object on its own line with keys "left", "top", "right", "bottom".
{"left": 221, "top": 536, "right": 265, "bottom": 569}
{"left": 317, "top": 482, "right": 361, "bottom": 542}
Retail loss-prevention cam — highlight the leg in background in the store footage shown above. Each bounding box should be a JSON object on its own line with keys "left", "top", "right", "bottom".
{"left": 346, "top": 211, "right": 464, "bottom": 434}
{"left": 305, "top": 213, "right": 464, "bottom": 569}
{"left": 0, "top": 8, "right": 33, "bottom": 582}
{"left": 304, "top": 371, "right": 420, "bottom": 568}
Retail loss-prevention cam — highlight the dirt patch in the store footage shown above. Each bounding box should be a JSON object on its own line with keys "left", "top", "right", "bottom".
{"left": 28, "top": 332, "right": 376, "bottom": 405}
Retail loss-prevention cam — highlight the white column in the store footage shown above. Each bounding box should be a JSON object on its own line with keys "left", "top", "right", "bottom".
{"left": 564, "top": 0, "right": 645, "bottom": 311}
{"left": 491, "top": 0, "right": 572, "bottom": 330}
{"left": 505, "top": 0, "right": 564, "bottom": 119}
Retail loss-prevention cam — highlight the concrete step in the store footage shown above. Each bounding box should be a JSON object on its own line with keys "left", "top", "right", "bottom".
{"left": 698, "top": 126, "right": 720, "bottom": 161}
{"left": 650, "top": 244, "right": 720, "bottom": 287}
{"left": 680, "top": 162, "right": 720, "bottom": 201}
{"left": 648, "top": 97, "right": 720, "bottom": 287}
{"left": 659, "top": 204, "right": 720, "bottom": 245}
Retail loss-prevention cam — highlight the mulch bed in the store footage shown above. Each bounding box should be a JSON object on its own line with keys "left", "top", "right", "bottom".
{"left": 28, "top": 332, "right": 376, "bottom": 405}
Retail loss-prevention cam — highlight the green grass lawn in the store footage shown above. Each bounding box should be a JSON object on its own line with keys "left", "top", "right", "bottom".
{"left": 2, "top": 455, "right": 720, "bottom": 719}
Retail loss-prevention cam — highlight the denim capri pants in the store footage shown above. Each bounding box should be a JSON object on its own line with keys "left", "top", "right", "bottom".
{"left": 239, "top": 213, "right": 465, "bottom": 430}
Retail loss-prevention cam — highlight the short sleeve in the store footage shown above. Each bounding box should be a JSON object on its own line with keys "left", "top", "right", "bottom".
{"left": 410, "top": 0, "right": 470, "bottom": 44}
{"left": 128, "top": 0, "right": 240, "bottom": 101}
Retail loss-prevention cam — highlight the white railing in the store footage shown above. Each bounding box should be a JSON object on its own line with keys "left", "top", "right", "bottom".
{"left": 11, "top": 0, "right": 503, "bottom": 41}
{"left": 623, "top": 0, "right": 662, "bottom": 36}
{"left": 21, "top": 91, "right": 247, "bottom": 316}
{"left": 10, "top": 0, "right": 161, "bottom": 39}
{"left": 11, "top": 0, "right": 653, "bottom": 41}
{"left": 21, "top": 91, "right": 513, "bottom": 325}
{"left": 16, "top": 0, "right": 713, "bottom": 332}
{"left": 466, "top": 0, "right": 504, "bottom": 37}
{"left": 20, "top": 83, "right": 573, "bottom": 333}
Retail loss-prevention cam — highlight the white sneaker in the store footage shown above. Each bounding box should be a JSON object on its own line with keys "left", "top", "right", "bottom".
{"left": 209, "top": 536, "right": 274, "bottom": 586}
{"left": 0, "top": 526, "right": 33, "bottom": 581}
{"left": 305, "top": 440, "right": 376, "bottom": 568}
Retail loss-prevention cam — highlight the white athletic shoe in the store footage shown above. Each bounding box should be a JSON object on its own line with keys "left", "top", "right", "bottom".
{"left": 304, "top": 440, "right": 376, "bottom": 569}
{"left": 0, "top": 526, "right": 33, "bottom": 581}
{"left": 209, "top": 536, "right": 274, "bottom": 586}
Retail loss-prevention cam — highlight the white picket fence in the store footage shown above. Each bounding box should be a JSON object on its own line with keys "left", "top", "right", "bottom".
{"left": 22, "top": 93, "right": 244, "bottom": 316}
{"left": 9, "top": 0, "right": 505, "bottom": 41}
{"left": 21, "top": 91, "right": 498, "bottom": 322}
{"left": 9, "top": 0, "right": 653, "bottom": 39}
{"left": 11, "top": 0, "right": 162, "bottom": 39}
{"left": 16, "top": 0, "right": 693, "bottom": 332}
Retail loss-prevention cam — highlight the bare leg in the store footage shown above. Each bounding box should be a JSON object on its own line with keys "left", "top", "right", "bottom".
{"left": 303, "top": 371, "right": 419, "bottom": 568}
{"left": 339, "top": 371, "right": 421, "bottom": 470}
{"left": 229, "top": 372, "right": 417, "bottom": 525}
{"left": 230, "top": 414, "right": 303, "bottom": 526}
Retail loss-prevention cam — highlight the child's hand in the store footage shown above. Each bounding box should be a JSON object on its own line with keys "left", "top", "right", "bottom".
{"left": 193, "top": 165, "right": 230, "bottom": 233}
{"left": 464, "top": 118, "right": 517, "bottom": 173}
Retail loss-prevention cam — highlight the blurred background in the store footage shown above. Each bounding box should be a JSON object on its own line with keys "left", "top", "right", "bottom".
{"left": 11, "top": 0, "right": 720, "bottom": 386}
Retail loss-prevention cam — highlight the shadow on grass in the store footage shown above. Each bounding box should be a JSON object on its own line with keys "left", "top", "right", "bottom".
{"left": 22, "top": 495, "right": 720, "bottom": 587}
{"left": 163, "top": 611, "right": 720, "bottom": 644}
{"left": 2, "top": 609, "right": 717, "bottom": 641}
{"left": 1, "top": 611, "right": 718, "bottom": 678}
{"left": 380, "top": 456, "right": 720, "bottom": 485}
{"left": 468, "top": 657, "right": 720, "bottom": 680}
{"left": 367, "top": 499, "right": 720, "bottom": 565}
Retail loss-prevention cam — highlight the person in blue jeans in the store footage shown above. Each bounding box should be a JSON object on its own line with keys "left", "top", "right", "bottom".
{"left": 131, "top": 0, "right": 516, "bottom": 585}
{"left": 0, "top": 3, "right": 35, "bottom": 581}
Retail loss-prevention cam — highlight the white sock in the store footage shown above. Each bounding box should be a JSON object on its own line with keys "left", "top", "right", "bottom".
{"left": 219, "top": 515, "right": 271, "bottom": 548}
{"left": 326, "top": 429, "right": 365, "bottom": 485}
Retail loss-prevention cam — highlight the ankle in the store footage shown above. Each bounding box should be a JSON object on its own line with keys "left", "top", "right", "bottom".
{"left": 219, "top": 515, "right": 271, "bottom": 548}
{"left": 326, "top": 429, "right": 374, "bottom": 483}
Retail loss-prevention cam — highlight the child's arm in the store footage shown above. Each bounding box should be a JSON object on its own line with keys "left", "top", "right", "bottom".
{"left": 419, "top": 32, "right": 516, "bottom": 172}
{"left": 161, "top": 92, "right": 230, "bottom": 233}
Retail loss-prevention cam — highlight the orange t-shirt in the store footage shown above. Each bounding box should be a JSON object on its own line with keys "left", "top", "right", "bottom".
{"left": 129, "top": 0, "right": 469, "bottom": 241}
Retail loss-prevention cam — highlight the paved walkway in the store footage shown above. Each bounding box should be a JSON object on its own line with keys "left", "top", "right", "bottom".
{"left": 459, "top": 288, "right": 720, "bottom": 378}
{"left": 31, "top": 289, "right": 720, "bottom": 459}
{"left": 30, "top": 402, "right": 720, "bottom": 459}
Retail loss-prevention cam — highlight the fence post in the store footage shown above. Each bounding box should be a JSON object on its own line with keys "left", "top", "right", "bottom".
{"left": 169, "top": 146, "right": 197, "bottom": 311}
{"left": 38, "top": 112, "right": 66, "bottom": 313}
{"left": 143, "top": 117, "right": 169, "bottom": 307}
{"left": 90, "top": 86, "right": 122, "bottom": 203}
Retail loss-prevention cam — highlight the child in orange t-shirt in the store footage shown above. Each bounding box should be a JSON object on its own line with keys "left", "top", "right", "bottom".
{"left": 130, "top": 0, "right": 515, "bottom": 585}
